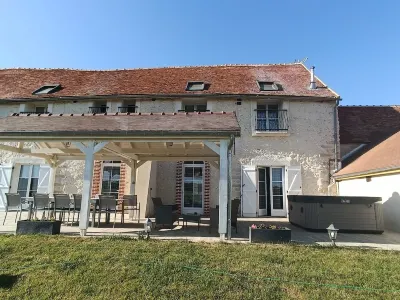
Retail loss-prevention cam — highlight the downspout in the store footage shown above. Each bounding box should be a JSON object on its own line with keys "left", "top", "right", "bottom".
{"left": 333, "top": 97, "right": 341, "bottom": 171}
{"left": 227, "top": 135, "right": 234, "bottom": 240}
{"left": 328, "top": 97, "right": 341, "bottom": 195}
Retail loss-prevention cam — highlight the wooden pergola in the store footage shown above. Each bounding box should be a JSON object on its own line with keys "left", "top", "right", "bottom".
{"left": 0, "top": 112, "right": 240, "bottom": 239}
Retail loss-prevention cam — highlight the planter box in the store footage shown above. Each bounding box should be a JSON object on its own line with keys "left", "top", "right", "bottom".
{"left": 16, "top": 220, "right": 62, "bottom": 235}
{"left": 249, "top": 227, "right": 291, "bottom": 243}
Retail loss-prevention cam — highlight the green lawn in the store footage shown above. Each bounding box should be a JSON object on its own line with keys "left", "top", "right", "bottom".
{"left": 1, "top": 236, "right": 400, "bottom": 299}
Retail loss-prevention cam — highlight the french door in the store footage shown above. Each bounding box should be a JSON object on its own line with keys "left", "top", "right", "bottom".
{"left": 101, "top": 161, "right": 121, "bottom": 198}
{"left": 17, "top": 165, "right": 40, "bottom": 201}
{"left": 258, "top": 167, "right": 285, "bottom": 217}
{"left": 182, "top": 161, "right": 204, "bottom": 214}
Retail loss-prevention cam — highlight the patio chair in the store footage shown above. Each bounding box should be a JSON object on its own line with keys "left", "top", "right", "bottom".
{"left": 209, "top": 198, "right": 241, "bottom": 234}
{"left": 71, "top": 194, "right": 82, "bottom": 225}
{"left": 121, "top": 195, "right": 140, "bottom": 223}
{"left": 33, "top": 193, "right": 51, "bottom": 220}
{"left": 3, "top": 193, "right": 29, "bottom": 225}
{"left": 231, "top": 198, "right": 240, "bottom": 233}
{"left": 53, "top": 194, "right": 73, "bottom": 223}
{"left": 151, "top": 197, "right": 179, "bottom": 229}
{"left": 98, "top": 195, "right": 119, "bottom": 228}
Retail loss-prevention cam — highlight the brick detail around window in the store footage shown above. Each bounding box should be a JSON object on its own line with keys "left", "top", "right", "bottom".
{"left": 175, "top": 162, "right": 183, "bottom": 214}
{"left": 203, "top": 162, "right": 211, "bottom": 216}
{"left": 91, "top": 160, "right": 102, "bottom": 197}
{"left": 175, "top": 161, "right": 211, "bottom": 217}
{"left": 118, "top": 163, "right": 126, "bottom": 199}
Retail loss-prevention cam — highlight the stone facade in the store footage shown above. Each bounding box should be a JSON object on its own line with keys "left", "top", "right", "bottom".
{"left": 0, "top": 97, "right": 337, "bottom": 216}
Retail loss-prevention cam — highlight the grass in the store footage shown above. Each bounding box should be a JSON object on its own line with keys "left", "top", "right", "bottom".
{"left": 0, "top": 236, "right": 400, "bottom": 299}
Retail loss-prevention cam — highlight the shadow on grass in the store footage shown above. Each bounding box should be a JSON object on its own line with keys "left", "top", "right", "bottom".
{"left": 0, "top": 274, "right": 19, "bottom": 289}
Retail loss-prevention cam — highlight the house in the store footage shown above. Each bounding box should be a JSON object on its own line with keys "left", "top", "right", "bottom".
{"left": 335, "top": 106, "right": 400, "bottom": 232}
{"left": 0, "top": 63, "right": 340, "bottom": 238}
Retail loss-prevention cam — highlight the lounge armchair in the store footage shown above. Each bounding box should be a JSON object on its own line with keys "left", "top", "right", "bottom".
{"left": 209, "top": 198, "right": 241, "bottom": 233}
{"left": 151, "top": 197, "right": 179, "bottom": 229}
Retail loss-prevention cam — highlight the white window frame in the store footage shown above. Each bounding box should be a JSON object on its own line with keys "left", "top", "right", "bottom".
{"left": 17, "top": 165, "right": 40, "bottom": 201}
{"left": 182, "top": 161, "right": 205, "bottom": 214}
{"left": 183, "top": 104, "right": 208, "bottom": 112}
{"left": 100, "top": 161, "right": 122, "bottom": 197}
{"left": 251, "top": 100, "right": 290, "bottom": 137}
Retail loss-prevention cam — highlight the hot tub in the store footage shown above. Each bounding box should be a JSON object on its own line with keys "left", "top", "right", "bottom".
{"left": 288, "top": 195, "right": 384, "bottom": 233}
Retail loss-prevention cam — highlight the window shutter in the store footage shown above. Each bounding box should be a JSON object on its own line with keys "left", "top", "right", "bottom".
{"left": 37, "top": 165, "right": 51, "bottom": 194}
{"left": 287, "top": 166, "right": 302, "bottom": 195}
{"left": 241, "top": 165, "right": 257, "bottom": 217}
{"left": 0, "top": 164, "right": 13, "bottom": 210}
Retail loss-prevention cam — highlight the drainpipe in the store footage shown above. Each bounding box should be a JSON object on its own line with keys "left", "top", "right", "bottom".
{"left": 333, "top": 98, "right": 342, "bottom": 171}
{"left": 329, "top": 98, "right": 341, "bottom": 196}
{"left": 227, "top": 135, "right": 234, "bottom": 240}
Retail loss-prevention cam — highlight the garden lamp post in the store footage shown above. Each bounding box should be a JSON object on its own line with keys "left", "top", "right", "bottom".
{"left": 144, "top": 218, "right": 152, "bottom": 240}
{"left": 326, "top": 223, "right": 338, "bottom": 246}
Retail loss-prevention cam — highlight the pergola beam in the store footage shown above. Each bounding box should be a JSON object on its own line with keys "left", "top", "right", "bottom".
{"left": 203, "top": 141, "right": 220, "bottom": 155}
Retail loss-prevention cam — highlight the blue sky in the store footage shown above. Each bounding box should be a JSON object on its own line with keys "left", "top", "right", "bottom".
{"left": 0, "top": 0, "right": 399, "bottom": 105}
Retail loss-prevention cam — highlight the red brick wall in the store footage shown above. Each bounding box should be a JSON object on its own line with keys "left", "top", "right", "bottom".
{"left": 91, "top": 160, "right": 102, "bottom": 197}
{"left": 118, "top": 163, "right": 126, "bottom": 199}
{"left": 203, "top": 162, "right": 211, "bottom": 216}
{"left": 175, "top": 161, "right": 211, "bottom": 216}
{"left": 175, "top": 162, "right": 183, "bottom": 214}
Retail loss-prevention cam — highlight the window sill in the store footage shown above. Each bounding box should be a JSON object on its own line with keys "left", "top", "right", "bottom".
{"left": 252, "top": 131, "right": 290, "bottom": 137}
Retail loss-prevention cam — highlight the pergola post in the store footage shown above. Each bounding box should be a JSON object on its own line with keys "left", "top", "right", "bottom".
{"left": 73, "top": 141, "right": 108, "bottom": 237}
{"left": 218, "top": 140, "right": 229, "bottom": 240}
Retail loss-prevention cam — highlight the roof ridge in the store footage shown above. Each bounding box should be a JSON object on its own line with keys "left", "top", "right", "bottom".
{"left": 0, "top": 62, "right": 302, "bottom": 72}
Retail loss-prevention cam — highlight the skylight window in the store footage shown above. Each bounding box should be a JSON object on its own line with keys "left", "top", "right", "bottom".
{"left": 32, "top": 84, "right": 61, "bottom": 95}
{"left": 257, "top": 81, "right": 279, "bottom": 91}
{"left": 186, "top": 81, "right": 205, "bottom": 91}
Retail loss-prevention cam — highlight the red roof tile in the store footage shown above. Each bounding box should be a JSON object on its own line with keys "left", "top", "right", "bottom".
{"left": 335, "top": 130, "right": 400, "bottom": 178}
{"left": 339, "top": 106, "right": 400, "bottom": 144}
{"left": 0, "top": 64, "right": 338, "bottom": 100}
{"left": 0, "top": 112, "right": 240, "bottom": 137}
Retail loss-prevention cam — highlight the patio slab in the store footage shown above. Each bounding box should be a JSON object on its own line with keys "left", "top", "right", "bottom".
{"left": 1, "top": 212, "right": 400, "bottom": 250}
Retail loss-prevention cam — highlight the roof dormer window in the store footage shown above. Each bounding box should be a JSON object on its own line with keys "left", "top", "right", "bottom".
{"left": 32, "top": 84, "right": 61, "bottom": 95}
{"left": 186, "top": 81, "right": 205, "bottom": 91}
{"left": 257, "top": 81, "right": 278, "bottom": 91}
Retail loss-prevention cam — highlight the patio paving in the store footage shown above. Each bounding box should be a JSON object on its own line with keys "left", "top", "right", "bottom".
{"left": 1, "top": 211, "right": 400, "bottom": 250}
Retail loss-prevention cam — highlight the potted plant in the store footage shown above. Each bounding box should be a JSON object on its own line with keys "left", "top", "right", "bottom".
{"left": 249, "top": 224, "right": 291, "bottom": 243}
{"left": 16, "top": 216, "right": 62, "bottom": 235}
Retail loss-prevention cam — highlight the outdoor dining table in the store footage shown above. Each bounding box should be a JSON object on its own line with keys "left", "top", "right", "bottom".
{"left": 90, "top": 198, "right": 130, "bottom": 228}
{"left": 25, "top": 197, "right": 129, "bottom": 228}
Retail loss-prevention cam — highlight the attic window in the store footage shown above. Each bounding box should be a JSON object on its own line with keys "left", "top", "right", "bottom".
{"left": 186, "top": 81, "right": 205, "bottom": 91}
{"left": 257, "top": 81, "right": 278, "bottom": 91}
{"left": 32, "top": 84, "right": 61, "bottom": 95}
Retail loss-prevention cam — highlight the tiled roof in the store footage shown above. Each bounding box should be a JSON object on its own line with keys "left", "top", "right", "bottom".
{"left": 0, "top": 112, "right": 240, "bottom": 137}
{"left": 335, "top": 130, "right": 400, "bottom": 178}
{"left": 339, "top": 106, "right": 400, "bottom": 144}
{"left": 0, "top": 64, "right": 338, "bottom": 100}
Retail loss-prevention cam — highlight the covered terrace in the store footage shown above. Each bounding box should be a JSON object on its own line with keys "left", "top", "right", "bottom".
{"left": 0, "top": 111, "right": 240, "bottom": 239}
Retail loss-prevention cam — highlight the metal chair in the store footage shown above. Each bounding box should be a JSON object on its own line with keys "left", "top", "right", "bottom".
{"left": 33, "top": 193, "right": 51, "bottom": 220}
{"left": 3, "top": 193, "right": 29, "bottom": 225}
{"left": 122, "top": 195, "right": 140, "bottom": 223}
{"left": 53, "top": 194, "right": 72, "bottom": 223}
{"left": 98, "top": 195, "right": 119, "bottom": 228}
{"left": 72, "top": 194, "right": 82, "bottom": 226}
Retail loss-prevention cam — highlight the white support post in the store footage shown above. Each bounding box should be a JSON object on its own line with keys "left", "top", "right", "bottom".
{"left": 218, "top": 140, "right": 229, "bottom": 240}
{"left": 72, "top": 141, "right": 108, "bottom": 237}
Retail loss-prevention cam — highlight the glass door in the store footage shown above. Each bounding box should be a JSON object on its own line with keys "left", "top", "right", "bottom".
{"left": 270, "top": 167, "right": 285, "bottom": 216}
{"left": 258, "top": 167, "right": 271, "bottom": 216}
{"left": 17, "top": 165, "right": 40, "bottom": 201}
{"left": 182, "top": 161, "right": 204, "bottom": 215}
{"left": 101, "top": 161, "right": 121, "bottom": 198}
